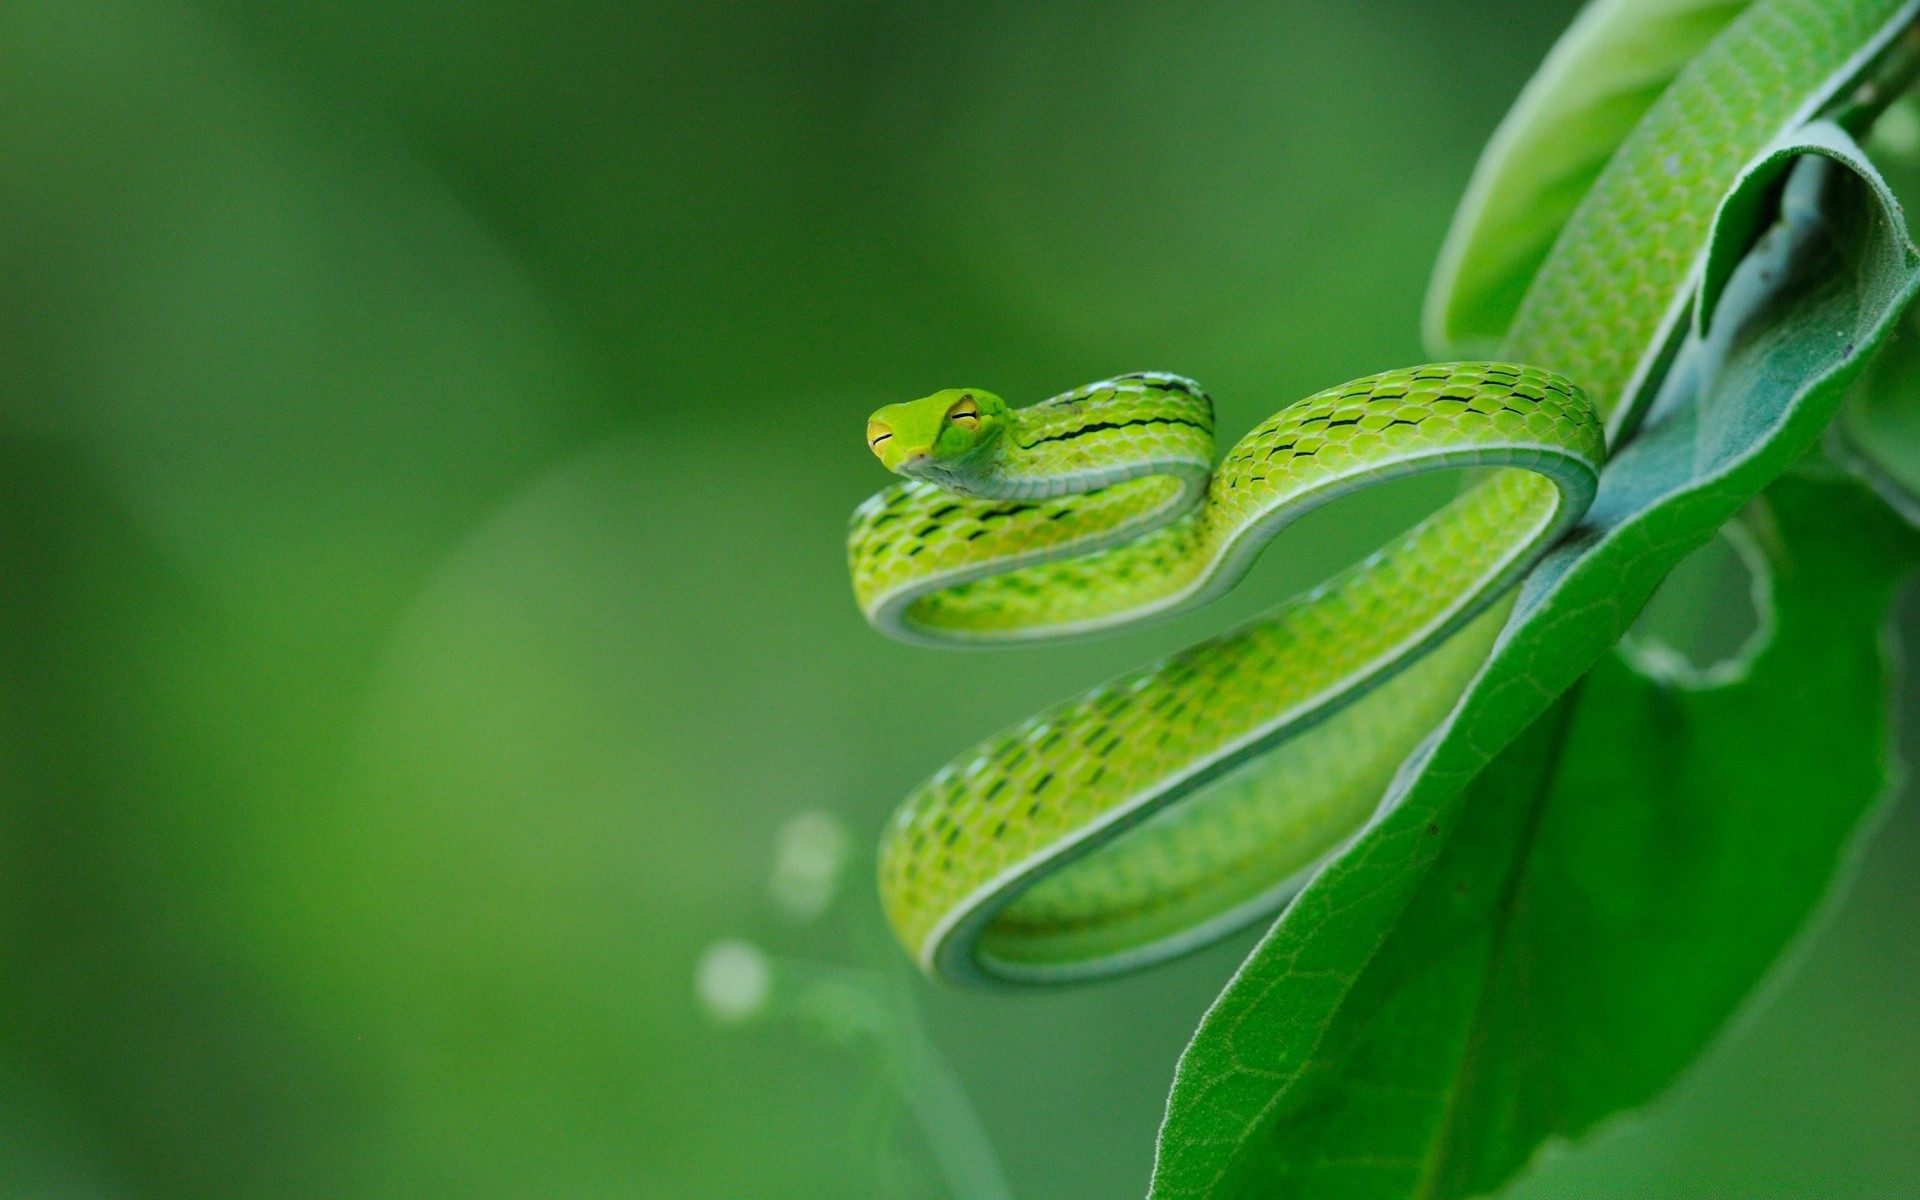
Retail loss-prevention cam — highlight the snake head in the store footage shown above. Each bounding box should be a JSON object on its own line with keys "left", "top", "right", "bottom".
{"left": 866, "top": 389, "right": 1008, "bottom": 485}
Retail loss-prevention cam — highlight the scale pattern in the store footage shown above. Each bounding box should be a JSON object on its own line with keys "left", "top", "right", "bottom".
{"left": 854, "top": 365, "right": 1596, "bottom": 642}
{"left": 864, "top": 366, "right": 1602, "bottom": 978}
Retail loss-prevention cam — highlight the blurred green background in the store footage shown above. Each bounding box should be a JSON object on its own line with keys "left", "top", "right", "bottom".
{"left": 0, "top": 0, "right": 1913, "bottom": 1195}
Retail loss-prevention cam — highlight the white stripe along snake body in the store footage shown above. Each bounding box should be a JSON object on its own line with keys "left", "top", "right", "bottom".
{"left": 849, "top": 0, "right": 1920, "bottom": 986}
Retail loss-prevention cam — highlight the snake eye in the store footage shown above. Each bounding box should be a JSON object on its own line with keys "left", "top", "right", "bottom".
{"left": 947, "top": 395, "right": 981, "bottom": 431}
{"left": 867, "top": 421, "right": 893, "bottom": 455}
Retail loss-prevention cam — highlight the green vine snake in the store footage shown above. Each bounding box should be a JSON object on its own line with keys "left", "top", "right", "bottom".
{"left": 848, "top": 0, "right": 1920, "bottom": 986}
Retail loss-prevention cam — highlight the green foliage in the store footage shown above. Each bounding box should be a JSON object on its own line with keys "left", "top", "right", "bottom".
{"left": 1836, "top": 297, "right": 1920, "bottom": 517}
{"left": 1163, "top": 473, "right": 1917, "bottom": 1198}
{"left": 1154, "top": 124, "right": 1920, "bottom": 1198}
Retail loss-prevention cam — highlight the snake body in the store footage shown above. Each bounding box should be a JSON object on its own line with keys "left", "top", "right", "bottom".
{"left": 853, "top": 0, "right": 1920, "bottom": 986}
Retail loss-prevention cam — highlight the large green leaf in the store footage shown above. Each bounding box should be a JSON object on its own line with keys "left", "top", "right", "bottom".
{"left": 1204, "top": 475, "right": 1916, "bottom": 1197}
{"left": 1833, "top": 298, "right": 1920, "bottom": 518}
{"left": 1829, "top": 109, "right": 1920, "bottom": 518}
{"left": 1424, "top": 0, "right": 1754, "bottom": 356}
{"left": 1152, "top": 122, "right": 1920, "bottom": 1199}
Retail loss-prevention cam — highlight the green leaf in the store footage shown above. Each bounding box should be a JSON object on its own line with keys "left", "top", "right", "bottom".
{"left": 1424, "top": 0, "right": 1754, "bottom": 356}
{"left": 1831, "top": 105, "right": 1920, "bottom": 520}
{"left": 1217, "top": 476, "right": 1917, "bottom": 1198}
{"left": 1153, "top": 123, "right": 1920, "bottom": 1199}
{"left": 1832, "top": 299, "right": 1920, "bottom": 518}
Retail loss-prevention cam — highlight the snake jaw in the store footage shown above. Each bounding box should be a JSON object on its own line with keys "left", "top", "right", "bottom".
{"left": 880, "top": 437, "right": 1002, "bottom": 497}
{"left": 893, "top": 450, "right": 997, "bottom": 497}
{"left": 895, "top": 450, "right": 934, "bottom": 476}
